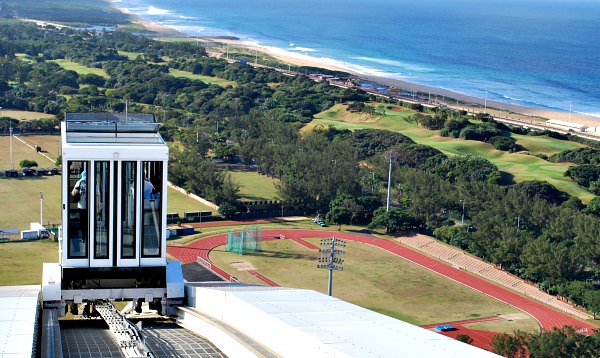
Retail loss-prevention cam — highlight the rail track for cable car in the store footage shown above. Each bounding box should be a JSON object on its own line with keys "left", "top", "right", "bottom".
{"left": 43, "top": 303, "right": 228, "bottom": 358}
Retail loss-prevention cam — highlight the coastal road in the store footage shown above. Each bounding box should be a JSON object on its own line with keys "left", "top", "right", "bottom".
{"left": 167, "top": 229, "right": 596, "bottom": 333}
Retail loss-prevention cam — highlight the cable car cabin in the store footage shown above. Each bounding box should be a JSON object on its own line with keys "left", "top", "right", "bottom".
{"left": 42, "top": 113, "right": 183, "bottom": 316}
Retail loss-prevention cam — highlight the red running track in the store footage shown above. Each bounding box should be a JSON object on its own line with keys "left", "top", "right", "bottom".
{"left": 167, "top": 229, "right": 596, "bottom": 332}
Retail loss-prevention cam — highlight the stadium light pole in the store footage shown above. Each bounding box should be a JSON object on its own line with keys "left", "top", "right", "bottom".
{"left": 40, "top": 192, "right": 43, "bottom": 226}
{"left": 317, "top": 237, "right": 345, "bottom": 296}
{"left": 569, "top": 102, "right": 572, "bottom": 122}
{"left": 370, "top": 171, "right": 375, "bottom": 193}
{"left": 386, "top": 152, "right": 396, "bottom": 212}
{"left": 484, "top": 90, "right": 488, "bottom": 112}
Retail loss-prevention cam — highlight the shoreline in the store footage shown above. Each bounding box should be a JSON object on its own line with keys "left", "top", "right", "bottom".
{"left": 107, "top": 3, "right": 599, "bottom": 127}
{"left": 202, "top": 37, "right": 600, "bottom": 127}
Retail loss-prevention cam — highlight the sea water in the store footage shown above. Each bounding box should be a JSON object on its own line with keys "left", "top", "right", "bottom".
{"left": 113, "top": 0, "right": 600, "bottom": 118}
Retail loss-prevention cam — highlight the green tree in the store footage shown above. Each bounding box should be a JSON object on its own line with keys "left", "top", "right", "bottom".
{"left": 368, "top": 207, "right": 414, "bottom": 234}
{"left": 584, "top": 290, "right": 600, "bottom": 319}
{"left": 455, "top": 334, "right": 473, "bottom": 345}
{"left": 583, "top": 197, "right": 600, "bottom": 216}
{"left": 218, "top": 202, "right": 237, "bottom": 219}
{"left": 326, "top": 206, "right": 351, "bottom": 230}
{"left": 19, "top": 159, "right": 38, "bottom": 168}
{"left": 490, "top": 332, "right": 527, "bottom": 358}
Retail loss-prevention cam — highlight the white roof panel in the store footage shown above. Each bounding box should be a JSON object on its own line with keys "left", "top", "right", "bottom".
{"left": 188, "top": 285, "right": 500, "bottom": 358}
{"left": 0, "top": 286, "right": 40, "bottom": 357}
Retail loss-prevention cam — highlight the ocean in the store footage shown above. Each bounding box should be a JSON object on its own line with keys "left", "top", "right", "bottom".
{"left": 112, "top": 0, "right": 600, "bottom": 118}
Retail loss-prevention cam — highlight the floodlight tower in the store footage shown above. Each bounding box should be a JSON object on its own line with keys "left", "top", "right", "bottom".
{"left": 317, "top": 237, "right": 346, "bottom": 296}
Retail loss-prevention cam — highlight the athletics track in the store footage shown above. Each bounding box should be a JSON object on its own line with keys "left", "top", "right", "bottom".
{"left": 167, "top": 229, "right": 596, "bottom": 333}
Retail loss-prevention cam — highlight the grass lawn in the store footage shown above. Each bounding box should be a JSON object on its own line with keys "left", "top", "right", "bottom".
{"left": 227, "top": 167, "right": 279, "bottom": 201}
{"left": 169, "top": 68, "right": 236, "bottom": 87}
{"left": 48, "top": 59, "right": 109, "bottom": 78}
{"left": 118, "top": 50, "right": 144, "bottom": 60}
{"left": 0, "top": 135, "right": 60, "bottom": 171}
{"left": 209, "top": 237, "right": 540, "bottom": 332}
{"left": 306, "top": 104, "right": 594, "bottom": 201}
{"left": 0, "top": 109, "right": 56, "bottom": 120}
{"left": 0, "top": 240, "right": 58, "bottom": 285}
{"left": 0, "top": 176, "right": 62, "bottom": 230}
{"left": 512, "top": 134, "right": 586, "bottom": 156}
{"left": 167, "top": 186, "right": 216, "bottom": 216}
{"left": 465, "top": 314, "right": 538, "bottom": 334}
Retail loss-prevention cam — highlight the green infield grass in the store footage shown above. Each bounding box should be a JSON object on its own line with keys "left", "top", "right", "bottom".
{"left": 227, "top": 167, "right": 279, "bottom": 201}
{"left": 209, "top": 237, "right": 540, "bottom": 332}
{"left": 306, "top": 104, "right": 593, "bottom": 201}
{"left": 169, "top": 69, "right": 236, "bottom": 87}
{"left": 48, "top": 59, "right": 109, "bottom": 78}
{"left": 464, "top": 314, "right": 540, "bottom": 334}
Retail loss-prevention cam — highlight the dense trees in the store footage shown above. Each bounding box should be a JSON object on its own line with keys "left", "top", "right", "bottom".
{"left": 565, "top": 165, "right": 600, "bottom": 194}
{"left": 346, "top": 129, "right": 414, "bottom": 159}
{"left": 491, "top": 327, "right": 600, "bottom": 358}
{"left": 551, "top": 147, "right": 600, "bottom": 164}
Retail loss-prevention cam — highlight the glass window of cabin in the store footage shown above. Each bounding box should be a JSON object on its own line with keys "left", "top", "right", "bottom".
{"left": 94, "top": 161, "right": 110, "bottom": 259}
{"left": 141, "top": 161, "right": 162, "bottom": 257}
{"left": 67, "top": 160, "right": 89, "bottom": 258}
{"left": 121, "top": 161, "right": 136, "bottom": 259}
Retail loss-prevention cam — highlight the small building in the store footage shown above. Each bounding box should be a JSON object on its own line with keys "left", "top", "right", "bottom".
{"left": 585, "top": 125, "right": 600, "bottom": 133}
{"left": 546, "top": 119, "right": 588, "bottom": 132}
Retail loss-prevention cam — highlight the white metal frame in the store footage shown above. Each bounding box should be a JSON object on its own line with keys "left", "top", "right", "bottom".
{"left": 60, "top": 123, "right": 169, "bottom": 269}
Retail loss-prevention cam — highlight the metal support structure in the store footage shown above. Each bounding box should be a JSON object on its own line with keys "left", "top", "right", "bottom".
{"left": 95, "top": 303, "right": 154, "bottom": 358}
{"left": 317, "top": 237, "right": 346, "bottom": 296}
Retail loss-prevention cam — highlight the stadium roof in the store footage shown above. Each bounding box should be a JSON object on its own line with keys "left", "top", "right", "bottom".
{"left": 0, "top": 286, "right": 40, "bottom": 357}
{"left": 187, "top": 285, "right": 500, "bottom": 357}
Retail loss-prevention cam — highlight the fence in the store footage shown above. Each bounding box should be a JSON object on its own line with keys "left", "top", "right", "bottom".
{"left": 226, "top": 226, "right": 262, "bottom": 255}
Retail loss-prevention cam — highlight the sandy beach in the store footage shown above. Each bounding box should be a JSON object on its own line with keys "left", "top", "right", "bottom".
{"left": 107, "top": 2, "right": 599, "bottom": 127}
{"left": 202, "top": 37, "right": 600, "bottom": 127}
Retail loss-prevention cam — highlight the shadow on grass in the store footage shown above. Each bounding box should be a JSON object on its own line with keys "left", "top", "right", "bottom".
{"left": 498, "top": 171, "right": 515, "bottom": 185}
{"left": 247, "top": 250, "right": 314, "bottom": 261}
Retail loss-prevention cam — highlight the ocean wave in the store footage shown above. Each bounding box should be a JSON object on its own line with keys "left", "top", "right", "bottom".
{"left": 290, "top": 46, "right": 316, "bottom": 52}
{"left": 501, "top": 95, "right": 524, "bottom": 102}
{"left": 575, "top": 111, "right": 600, "bottom": 119}
{"left": 352, "top": 56, "right": 432, "bottom": 72}
{"left": 146, "top": 6, "right": 171, "bottom": 16}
